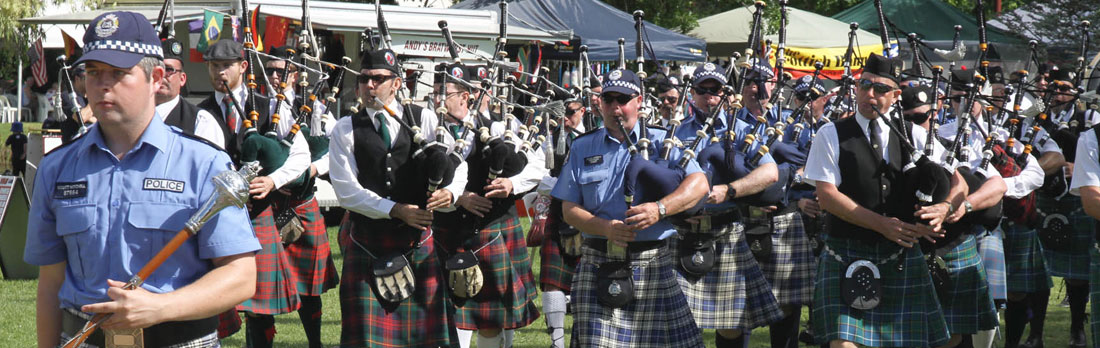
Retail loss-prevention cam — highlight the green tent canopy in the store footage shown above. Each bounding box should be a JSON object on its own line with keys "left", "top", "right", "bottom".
{"left": 832, "top": 0, "right": 1023, "bottom": 45}
{"left": 690, "top": 4, "right": 881, "bottom": 57}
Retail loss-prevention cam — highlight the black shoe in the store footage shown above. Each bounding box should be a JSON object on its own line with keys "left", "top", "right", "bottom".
{"left": 798, "top": 330, "right": 815, "bottom": 345}
{"left": 1070, "top": 329, "right": 1087, "bottom": 348}
{"left": 1019, "top": 336, "right": 1043, "bottom": 348}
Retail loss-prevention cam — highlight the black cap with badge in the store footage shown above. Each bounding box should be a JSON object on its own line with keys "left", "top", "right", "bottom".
{"left": 862, "top": 53, "right": 905, "bottom": 84}
{"left": 360, "top": 48, "right": 400, "bottom": 74}
{"left": 601, "top": 68, "right": 642, "bottom": 96}
{"left": 161, "top": 37, "right": 184, "bottom": 62}
{"left": 901, "top": 85, "right": 935, "bottom": 111}
{"left": 76, "top": 11, "right": 164, "bottom": 68}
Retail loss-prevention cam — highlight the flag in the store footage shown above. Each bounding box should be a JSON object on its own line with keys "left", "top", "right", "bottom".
{"left": 230, "top": 16, "right": 240, "bottom": 42}
{"left": 197, "top": 9, "right": 224, "bottom": 53}
{"left": 263, "top": 15, "right": 290, "bottom": 51}
{"left": 27, "top": 39, "right": 47, "bottom": 87}
{"left": 189, "top": 19, "right": 204, "bottom": 62}
{"left": 61, "top": 30, "right": 81, "bottom": 62}
{"left": 250, "top": 5, "right": 263, "bottom": 52}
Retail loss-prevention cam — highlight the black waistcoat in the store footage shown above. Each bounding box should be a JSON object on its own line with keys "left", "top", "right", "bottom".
{"left": 198, "top": 93, "right": 272, "bottom": 166}
{"left": 827, "top": 116, "right": 909, "bottom": 241}
{"left": 348, "top": 108, "right": 427, "bottom": 237}
{"left": 163, "top": 98, "right": 199, "bottom": 135}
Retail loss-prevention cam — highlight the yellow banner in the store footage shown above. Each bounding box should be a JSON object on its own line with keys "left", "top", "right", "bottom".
{"left": 768, "top": 43, "right": 885, "bottom": 79}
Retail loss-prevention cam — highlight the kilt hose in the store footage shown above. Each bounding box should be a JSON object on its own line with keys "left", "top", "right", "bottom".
{"left": 539, "top": 224, "right": 580, "bottom": 292}
{"left": 937, "top": 234, "right": 999, "bottom": 334}
{"left": 976, "top": 227, "right": 1007, "bottom": 301}
{"left": 569, "top": 241, "right": 704, "bottom": 348}
{"left": 811, "top": 235, "right": 951, "bottom": 347}
{"left": 237, "top": 205, "right": 301, "bottom": 315}
{"left": 337, "top": 215, "right": 458, "bottom": 347}
{"left": 1038, "top": 195, "right": 1094, "bottom": 280}
{"left": 756, "top": 210, "right": 815, "bottom": 306}
{"left": 1089, "top": 244, "right": 1100, "bottom": 348}
{"left": 281, "top": 197, "right": 340, "bottom": 296}
{"left": 440, "top": 214, "right": 540, "bottom": 331}
{"left": 1002, "top": 220, "right": 1053, "bottom": 293}
{"left": 670, "top": 221, "right": 783, "bottom": 330}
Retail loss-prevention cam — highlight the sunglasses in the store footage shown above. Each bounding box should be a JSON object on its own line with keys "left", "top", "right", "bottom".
{"left": 566, "top": 106, "right": 583, "bottom": 114}
{"left": 857, "top": 79, "right": 897, "bottom": 94}
{"left": 164, "top": 67, "right": 182, "bottom": 76}
{"left": 660, "top": 96, "right": 679, "bottom": 103}
{"left": 692, "top": 85, "right": 722, "bottom": 96}
{"left": 1054, "top": 84, "right": 1075, "bottom": 92}
{"left": 267, "top": 68, "right": 298, "bottom": 76}
{"left": 601, "top": 93, "right": 636, "bottom": 105}
{"left": 357, "top": 74, "right": 395, "bottom": 84}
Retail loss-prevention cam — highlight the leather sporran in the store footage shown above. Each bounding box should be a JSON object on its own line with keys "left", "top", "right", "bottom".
{"left": 274, "top": 207, "right": 305, "bottom": 245}
{"left": 1039, "top": 212, "right": 1071, "bottom": 252}
{"left": 445, "top": 251, "right": 484, "bottom": 299}
{"left": 596, "top": 261, "right": 634, "bottom": 309}
{"left": 841, "top": 260, "right": 882, "bottom": 310}
{"left": 677, "top": 233, "right": 716, "bottom": 277}
{"left": 926, "top": 255, "right": 952, "bottom": 302}
{"left": 372, "top": 253, "right": 416, "bottom": 303}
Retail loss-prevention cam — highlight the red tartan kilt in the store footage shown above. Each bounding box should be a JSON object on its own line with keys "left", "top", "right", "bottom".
{"left": 216, "top": 308, "right": 242, "bottom": 339}
{"left": 281, "top": 197, "right": 339, "bottom": 296}
{"left": 236, "top": 206, "right": 301, "bottom": 315}
{"left": 539, "top": 228, "right": 578, "bottom": 292}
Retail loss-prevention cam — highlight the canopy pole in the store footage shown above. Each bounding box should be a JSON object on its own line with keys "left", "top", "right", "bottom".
{"left": 17, "top": 59, "right": 23, "bottom": 122}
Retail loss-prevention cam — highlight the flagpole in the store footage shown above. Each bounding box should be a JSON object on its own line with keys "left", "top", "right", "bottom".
{"left": 17, "top": 59, "right": 23, "bottom": 122}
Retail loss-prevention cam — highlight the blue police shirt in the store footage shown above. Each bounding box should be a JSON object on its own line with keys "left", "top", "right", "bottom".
{"left": 551, "top": 124, "right": 703, "bottom": 241}
{"left": 24, "top": 115, "right": 260, "bottom": 310}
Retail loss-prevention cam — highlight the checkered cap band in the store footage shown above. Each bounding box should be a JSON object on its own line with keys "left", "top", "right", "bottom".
{"left": 603, "top": 80, "right": 641, "bottom": 94}
{"left": 85, "top": 40, "right": 164, "bottom": 59}
{"left": 694, "top": 69, "right": 726, "bottom": 84}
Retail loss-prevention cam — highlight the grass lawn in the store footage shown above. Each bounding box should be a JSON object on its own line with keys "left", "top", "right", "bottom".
{"left": 0, "top": 227, "right": 1092, "bottom": 347}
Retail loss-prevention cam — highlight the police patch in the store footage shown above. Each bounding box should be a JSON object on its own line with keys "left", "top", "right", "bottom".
{"left": 609, "top": 70, "right": 622, "bottom": 81}
{"left": 143, "top": 178, "right": 185, "bottom": 193}
{"left": 703, "top": 62, "right": 716, "bottom": 71}
{"left": 54, "top": 181, "right": 88, "bottom": 199}
{"left": 584, "top": 155, "right": 603, "bottom": 166}
{"left": 95, "top": 14, "right": 120, "bottom": 38}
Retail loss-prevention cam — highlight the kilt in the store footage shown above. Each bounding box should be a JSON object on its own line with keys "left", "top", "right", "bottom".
{"left": 1002, "top": 220, "right": 1053, "bottom": 293}
{"left": 936, "top": 234, "right": 999, "bottom": 334}
{"left": 976, "top": 227, "right": 1007, "bottom": 300}
{"left": 569, "top": 241, "right": 704, "bottom": 348}
{"left": 337, "top": 216, "right": 458, "bottom": 347}
{"left": 444, "top": 215, "right": 540, "bottom": 330}
{"left": 1039, "top": 195, "right": 1094, "bottom": 280}
{"left": 670, "top": 221, "right": 783, "bottom": 330}
{"left": 755, "top": 210, "right": 815, "bottom": 306}
{"left": 59, "top": 331, "right": 220, "bottom": 348}
{"left": 811, "top": 236, "right": 951, "bottom": 347}
{"left": 539, "top": 225, "right": 580, "bottom": 292}
{"left": 502, "top": 210, "right": 540, "bottom": 307}
{"left": 1089, "top": 244, "right": 1100, "bottom": 348}
{"left": 282, "top": 197, "right": 340, "bottom": 296}
{"left": 237, "top": 206, "right": 301, "bottom": 315}
{"left": 215, "top": 308, "right": 242, "bottom": 339}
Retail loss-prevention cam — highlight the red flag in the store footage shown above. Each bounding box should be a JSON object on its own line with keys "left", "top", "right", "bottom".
{"left": 62, "top": 30, "right": 81, "bottom": 61}
{"left": 263, "top": 15, "right": 290, "bottom": 50}
{"left": 29, "top": 39, "right": 47, "bottom": 87}
{"left": 250, "top": 5, "right": 263, "bottom": 52}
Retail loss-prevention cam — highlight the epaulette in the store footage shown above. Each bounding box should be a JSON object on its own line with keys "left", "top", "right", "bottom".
{"left": 646, "top": 124, "right": 668, "bottom": 131}
{"left": 176, "top": 128, "right": 227, "bottom": 152}
{"left": 43, "top": 131, "right": 87, "bottom": 157}
{"left": 573, "top": 127, "right": 603, "bottom": 141}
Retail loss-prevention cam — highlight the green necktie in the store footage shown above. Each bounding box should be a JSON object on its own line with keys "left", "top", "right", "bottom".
{"left": 450, "top": 125, "right": 463, "bottom": 140}
{"left": 375, "top": 112, "right": 391, "bottom": 150}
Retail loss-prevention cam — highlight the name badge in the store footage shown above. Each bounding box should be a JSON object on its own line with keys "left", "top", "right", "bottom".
{"left": 143, "top": 178, "right": 185, "bottom": 193}
{"left": 54, "top": 181, "right": 88, "bottom": 199}
{"left": 584, "top": 155, "right": 603, "bottom": 166}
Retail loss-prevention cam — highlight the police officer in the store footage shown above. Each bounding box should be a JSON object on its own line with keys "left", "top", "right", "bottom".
{"left": 328, "top": 47, "right": 465, "bottom": 347}
{"left": 674, "top": 62, "right": 783, "bottom": 348}
{"left": 198, "top": 38, "right": 311, "bottom": 348}
{"left": 154, "top": 37, "right": 223, "bottom": 147}
{"left": 552, "top": 67, "right": 709, "bottom": 347}
{"left": 1069, "top": 120, "right": 1100, "bottom": 348}
{"left": 654, "top": 76, "right": 681, "bottom": 126}
{"left": 805, "top": 53, "right": 953, "bottom": 347}
{"left": 24, "top": 11, "right": 260, "bottom": 348}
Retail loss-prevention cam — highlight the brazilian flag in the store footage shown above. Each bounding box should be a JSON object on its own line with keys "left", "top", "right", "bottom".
{"left": 196, "top": 10, "right": 224, "bottom": 53}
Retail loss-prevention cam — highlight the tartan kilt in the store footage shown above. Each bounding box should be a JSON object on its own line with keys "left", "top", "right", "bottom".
{"left": 1002, "top": 221, "right": 1053, "bottom": 293}
{"left": 937, "top": 234, "right": 999, "bottom": 334}
{"left": 755, "top": 210, "right": 815, "bottom": 306}
{"left": 539, "top": 224, "right": 580, "bottom": 292}
{"left": 1089, "top": 243, "right": 1100, "bottom": 348}
{"left": 569, "top": 241, "right": 704, "bottom": 348}
{"left": 337, "top": 216, "right": 458, "bottom": 347}
{"left": 976, "top": 227, "right": 1007, "bottom": 301}
{"left": 811, "top": 236, "right": 950, "bottom": 347}
{"left": 237, "top": 205, "right": 301, "bottom": 315}
{"left": 282, "top": 197, "right": 340, "bottom": 296}
{"left": 59, "top": 331, "right": 221, "bottom": 348}
{"left": 216, "top": 308, "right": 242, "bottom": 339}
{"left": 1039, "top": 195, "right": 1094, "bottom": 280}
{"left": 670, "top": 222, "right": 784, "bottom": 330}
{"left": 444, "top": 215, "right": 540, "bottom": 330}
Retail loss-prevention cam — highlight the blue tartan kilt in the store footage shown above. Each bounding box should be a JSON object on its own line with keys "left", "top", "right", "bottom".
{"left": 811, "top": 235, "right": 950, "bottom": 347}
{"left": 670, "top": 221, "right": 783, "bottom": 330}
{"left": 936, "top": 234, "right": 999, "bottom": 334}
{"left": 976, "top": 227, "right": 1007, "bottom": 300}
{"left": 1038, "top": 195, "right": 1094, "bottom": 280}
{"left": 1002, "top": 221, "right": 1053, "bottom": 293}
{"left": 1089, "top": 243, "right": 1100, "bottom": 348}
{"left": 756, "top": 210, "right": 815, "bottom": 306}
{"left": 569, "top": 240, "right": 704, "bottom": 348}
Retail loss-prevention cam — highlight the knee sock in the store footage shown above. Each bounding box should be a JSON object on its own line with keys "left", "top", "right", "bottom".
{"left": 769, "top": 312, "right": 800, "bottom": 348}
{"left": 543, "top": 290, "right": 567, "bottom": 348}
{"left": 477, "top": 332, "right": 503, "bottom": 348}
{"left": 1029, "top": 287, "right": 1050, "bottom": 338}
{"left": 715, "top": 331, "right": 744, "bottom": 348}
{"left": 457, "top": 329, "right": 473, "bottom": 348}
{"left": 1005, "top": 299, "right": 1029, "bottom": 348}
{"left": 973, "top": 329, "right": 996, "bottom": 348}
{"left": 1068, "top": 282, "right": 1089, "bottom": 332}
{"left": 245, "top": 314, "right": 276, "bottom": 348}
{"left": 503, "top": 329, "right": 514, "bottom": 347}
{"left": 297, "top": 295, "right": 323, "bottom": 348}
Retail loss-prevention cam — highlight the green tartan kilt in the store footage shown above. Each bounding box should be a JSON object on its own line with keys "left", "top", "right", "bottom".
{"left": 283, "top": 197, "right": 340, "bottom": 296}
{"left": 936, "top": 234, "right": 999, "bottom": 334}
{"left": 811, "top": 236, "right": 950, "bottom": 347}
{"left": 1090, "top": 243, "right": 1100, "bottom": 348}
{"left": 1002, "top": 221, "right": 1053, "bottom": 293}
{"left": 1038, "top": 195, "right": 1094, "bottom": 280}
{"left": 539, "top": 225, "right": 579, "bottom": 293}
{"left": 236, "top": 205, "right": 301, "bottom": 315}
{"left": 451, "top": 215, "right": 540, "bottom": 330}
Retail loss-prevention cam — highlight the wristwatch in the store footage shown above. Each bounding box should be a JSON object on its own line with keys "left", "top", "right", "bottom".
{"left": 963, "top": 200, "right": 974, "bottom": 214}
{"left": 656, "top": 201, "right": 667, "bottom": 219}
{"left": 726, "top": 183, "right": 737, "bottom": 201}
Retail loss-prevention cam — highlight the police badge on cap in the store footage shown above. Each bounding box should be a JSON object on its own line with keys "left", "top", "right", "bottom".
{"left": 77, "top": 11, "right": 164, "bottom": 68}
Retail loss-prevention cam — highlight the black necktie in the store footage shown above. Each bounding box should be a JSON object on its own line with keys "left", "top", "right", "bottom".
{"left": 868, "top": 119, "right": 883, "bottom": 162}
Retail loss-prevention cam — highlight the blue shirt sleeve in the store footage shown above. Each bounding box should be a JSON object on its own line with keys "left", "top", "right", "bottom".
{"left": 195, "top": 151, "right": 261, "bottom": 260}
{"left": 551, "top": 143, "right": 583, "bottom": 205}
{"left": 23, "top": 157, "right": 65, "bottom": 266}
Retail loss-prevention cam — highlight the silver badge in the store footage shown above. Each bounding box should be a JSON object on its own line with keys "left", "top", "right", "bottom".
{"left": 692, "top": 252, "right": 705, "bottom": 266}
{"left": 171, "top": 41, "right": 183, "bottom": 55}
{"left": 609, "top": 70, "right": 623, "bottom": 81}
{"left": 95, "top": 14, "right": 120, "bottom": 38}
{"left": 608, "top": 282, "right": 622, "bottom": 296}
{"left": 703, "top": 62, "right": 716, "bottom": 71}
{"left": 917, "top": 91, "right": 928, "bottom": 103}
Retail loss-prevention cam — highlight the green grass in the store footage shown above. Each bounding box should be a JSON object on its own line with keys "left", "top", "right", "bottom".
{"left": 0, "top": 226, "right": 1090, "bottom": 347}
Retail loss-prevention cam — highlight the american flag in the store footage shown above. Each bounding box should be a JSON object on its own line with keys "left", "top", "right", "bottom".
{"left": 28, "top": 39, "right": 47, "bottom": 87}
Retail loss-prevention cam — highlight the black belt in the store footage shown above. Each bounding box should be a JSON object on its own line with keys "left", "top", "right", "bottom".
{"left": 61, "top": 309, "right": 217, "bottom": 347}
{"left": 584, "top": 239, "right": 666, "bottom": 254}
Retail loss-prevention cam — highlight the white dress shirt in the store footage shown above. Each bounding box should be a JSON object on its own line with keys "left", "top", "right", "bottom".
{"left": 216, "top": 84, "right": 310, "bottom": 189}
{"left": 271, "top": 88, "right": 334, "bottom": 176}
{"left": 1070, "top": 130, "right": 1100, "bottom": 195}
{"left": 804, "top": 113, "right": 892, "bottom": 187}
{"left": 935, "top": 116, "right": 1001, "bottom": 177}
{"left": 155, "top": 95, "right": 225, "bottom": 148}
